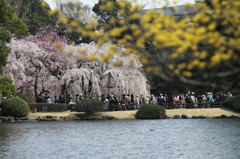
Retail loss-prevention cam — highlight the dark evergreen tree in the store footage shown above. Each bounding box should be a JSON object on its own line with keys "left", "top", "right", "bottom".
{"left": 8, "top": 0, "right": 58, "bottom": 35}
{"left": 0, "top": 0, "right": 28, "bottom": 72}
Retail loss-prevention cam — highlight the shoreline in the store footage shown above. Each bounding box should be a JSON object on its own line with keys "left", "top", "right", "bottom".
{"left": 100, "top": 108, "right": 240, "bottom": 119}
{"left": 29, "top": 108, "right": 240, "bottom": 120}
{"left": 1, "top": 108, "right": 240, "bottom": 122}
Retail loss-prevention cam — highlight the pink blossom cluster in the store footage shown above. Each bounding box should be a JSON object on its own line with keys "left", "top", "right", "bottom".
{"left": 2, "top": 28, "right": 149, "bottom": 101}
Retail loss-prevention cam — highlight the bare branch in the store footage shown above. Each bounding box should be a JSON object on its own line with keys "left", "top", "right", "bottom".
{"left": 212, "top": 68, "right": 240, "bottom": 78}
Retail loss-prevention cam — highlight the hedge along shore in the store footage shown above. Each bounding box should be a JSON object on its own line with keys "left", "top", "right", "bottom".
{"left": 27, "top": 108, "right": 240, "bottom": 120}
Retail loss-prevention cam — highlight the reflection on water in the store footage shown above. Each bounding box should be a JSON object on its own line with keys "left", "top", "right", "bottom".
{"left": 0, "top": 119, "right": 240, "bottom": 159}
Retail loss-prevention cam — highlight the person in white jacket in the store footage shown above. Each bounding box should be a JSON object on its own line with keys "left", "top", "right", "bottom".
{"left": 135, "top": 96, "right": 139, "bottom": 108}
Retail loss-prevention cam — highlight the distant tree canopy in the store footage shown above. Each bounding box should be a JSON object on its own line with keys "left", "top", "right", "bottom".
{"left": 57, "top": 1, "right": 95, "bottom": 44}
{"left": 59, "top": 1, "right": 93, "bottom": 24}
{"left": 92, "top": 0, "right": 134, "bottom": 32}
{"left": 7, "top": 0, "right": 57, "bottom": 35}
{"left": 0, "top": 0, "right": 28, "bottom": 72}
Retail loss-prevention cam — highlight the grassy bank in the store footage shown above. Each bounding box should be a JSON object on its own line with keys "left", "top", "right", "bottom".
{"left": 28, "top": 108, "right": 240, "bottom": 120}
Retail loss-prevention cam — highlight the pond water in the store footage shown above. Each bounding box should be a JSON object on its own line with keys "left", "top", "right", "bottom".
{"left": 0, "top": 119, "right": 240, "bottom": 159}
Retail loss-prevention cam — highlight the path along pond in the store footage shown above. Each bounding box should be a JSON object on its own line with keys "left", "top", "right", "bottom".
{"left": 0, "top": 119, "right": 240, "bottom": 159}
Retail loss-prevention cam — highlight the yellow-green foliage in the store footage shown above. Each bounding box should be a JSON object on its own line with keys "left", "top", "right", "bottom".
{"left": 56, "top": 0, "right": 240, "bottom": 72}
{"left": 47, "top": 0, "right": 240, "bottom": 90}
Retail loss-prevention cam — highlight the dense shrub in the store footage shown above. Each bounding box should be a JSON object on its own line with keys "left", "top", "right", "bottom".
{"left": 28, "top": 103, "right": 67, "bottom": 112}
{"left": 75, "top": 99, "right": 105, "bottom": 115}
{"left": 223, "top": 95, "right": 240, "bottom": 112}
{"left": 2, "top": 97, "right": 30, "bottom": 117}
{"left": 135, "top": 104, "right": 166, "bottom": 119}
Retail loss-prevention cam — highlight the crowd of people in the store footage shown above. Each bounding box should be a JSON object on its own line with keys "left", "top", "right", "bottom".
{"left": 151, "top": 91, "right": 233, "bottom": 109}
{"left": 101, "top": 91, "right": 234, "bottom": 110}
{"left": 35, "top": 93, "right": 72, "bottom": 104}
{"left": 35, "top": 91, "right": 234, "bottom": 110}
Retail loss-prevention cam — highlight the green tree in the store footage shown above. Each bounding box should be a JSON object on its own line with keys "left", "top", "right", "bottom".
{"left": 58, "top": 1, "right": 94, "bottom": 44}
{"left": 92, "top": 0, "right": 134, "bottom": 32}
{"left": 0, "top": 76, "right": 16, "bottom": 95}
{"left": 0, "top": 0, "right": 28, "bottom": 72}
{"left": 8, "top": 0, "right": 57, "bottom": 35}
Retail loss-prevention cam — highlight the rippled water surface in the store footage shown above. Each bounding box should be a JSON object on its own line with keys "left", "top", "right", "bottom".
{"left": 0, "top": 119, "right": 240, "bottom": 159}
